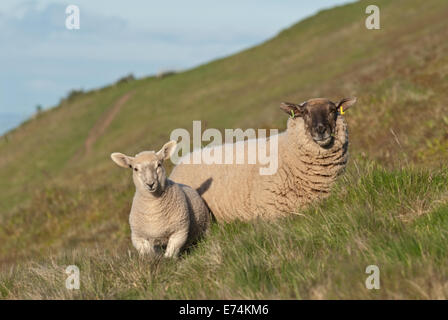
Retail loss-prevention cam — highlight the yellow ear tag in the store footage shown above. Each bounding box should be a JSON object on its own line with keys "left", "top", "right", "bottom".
{"left": 339, "top": 106, "right": 345, "bottom": 115}
{"left": 290, "top": 110, "right": 295, "bottom": 118}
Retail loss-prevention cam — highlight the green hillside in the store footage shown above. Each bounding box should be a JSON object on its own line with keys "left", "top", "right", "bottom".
{"left": 1, "top": 0, "right": 448, "bottom": 299}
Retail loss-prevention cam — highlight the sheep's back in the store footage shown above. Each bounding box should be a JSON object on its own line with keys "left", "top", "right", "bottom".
{"left": 170, "top": 152, "right": 256, "bottom": 222}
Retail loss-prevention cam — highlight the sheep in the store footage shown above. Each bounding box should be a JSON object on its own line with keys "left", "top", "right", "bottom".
{"left": 111, "top": 140, "right": 211, "bottom": 258}
{"left": 170, "top": 97, "right": 357, "bottom": 222}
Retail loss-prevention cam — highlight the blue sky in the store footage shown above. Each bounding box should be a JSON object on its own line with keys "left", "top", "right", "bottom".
{"left": 0, "top": 0, "right": 352, "bottom": 134}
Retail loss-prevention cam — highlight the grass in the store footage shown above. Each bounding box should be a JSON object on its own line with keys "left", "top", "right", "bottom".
{"left": 1, "top": 0, "right": 448, "bottom": 299}
{"left": 2, "top": 162, "right": 448, "bottom": 299}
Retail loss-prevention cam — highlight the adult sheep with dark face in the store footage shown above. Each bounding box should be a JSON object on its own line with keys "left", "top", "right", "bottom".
{"left": 170, "top": 97, "right": 357, "bottom": 222}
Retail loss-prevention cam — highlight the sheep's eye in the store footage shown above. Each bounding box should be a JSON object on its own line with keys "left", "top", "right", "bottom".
{"left": 157, "top": 162, "right": 162, "bottom": 168}
{"left": 134, "top": 167, "right": 138, "bottom": 172}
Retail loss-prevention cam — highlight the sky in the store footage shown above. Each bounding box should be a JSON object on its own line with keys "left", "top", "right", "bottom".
{"left": 0, "top": 0, "right": 352, "bottom": 135}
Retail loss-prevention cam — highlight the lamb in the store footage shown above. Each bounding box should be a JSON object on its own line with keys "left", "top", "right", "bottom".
{"left": 170, "top": 97, "right": 357, "bottom": 222}
{"left": 111, "top": 140, "right": 211, "bottom": 258}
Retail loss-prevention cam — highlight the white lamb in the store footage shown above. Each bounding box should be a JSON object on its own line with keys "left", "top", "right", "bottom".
{"left": 170, "top": 97, "right": 357, "bottom": 222}
{"left": 111, "top": 141, "right": 211, "bottom": 258}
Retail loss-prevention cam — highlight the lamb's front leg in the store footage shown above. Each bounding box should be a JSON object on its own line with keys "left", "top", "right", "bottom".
{"left": 132, "top": 235, "right": 156, "bottom": 257}
{"left": 164, "top": 230, "right": 188, "bottom": 258}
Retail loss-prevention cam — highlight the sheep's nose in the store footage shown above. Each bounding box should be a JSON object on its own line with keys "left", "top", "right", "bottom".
{"left": 316, "top": 124, "right": 326, "bottom": 134}
{"left": 147, "top": 182, "right": 155, "bottom": 188}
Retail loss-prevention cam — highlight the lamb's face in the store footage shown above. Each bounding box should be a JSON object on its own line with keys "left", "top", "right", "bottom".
{"left": 131, "top": 152, "right": 167, "bottom": 194}
{"left": 110, "top": 141, "right": 177, "bottom": 196}
{"left": 280, "top": 97, "right": 357, "bottom": 148}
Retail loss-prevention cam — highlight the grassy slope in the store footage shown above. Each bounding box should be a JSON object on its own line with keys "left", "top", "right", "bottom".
{"left": 1, "top": 0, "right": 448, "bottom": 298}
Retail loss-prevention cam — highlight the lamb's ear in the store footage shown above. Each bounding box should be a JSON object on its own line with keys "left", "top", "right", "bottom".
{"left": 111, "top": 152, "right": 134, "bottom": 168}
{"left": 157, "top": 140, "right": 177, "bottom": 160}
{"left": 337, "top": 97, "right": 357, "bottom": 113}
{"left": 280, "top": 102, "right": 306, "bottom": 118}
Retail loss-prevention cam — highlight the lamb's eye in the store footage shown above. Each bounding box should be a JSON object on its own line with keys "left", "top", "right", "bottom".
{"left": 134, "top": 167, "right": 138, "bottom": 172}
{"left": 157, "top": 162, "right": 162, "bottom": 168}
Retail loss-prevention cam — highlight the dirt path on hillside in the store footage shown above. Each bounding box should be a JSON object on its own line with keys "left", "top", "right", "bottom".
{"left": 84, "top": 91, "right": 134, "bottom": 155}
{"left": 73, "top": 91, "right": 135, "bottom": 160}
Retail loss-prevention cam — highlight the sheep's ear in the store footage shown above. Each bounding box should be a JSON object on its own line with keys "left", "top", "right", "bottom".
{"left": 280, "top": 101, "right": 306, "bottom": 118}
{"left": 111, "top": 152, "right": 134, "bottom": 169}
{"left": 157, "top": 140, "right": 177, "bottom": 160}
{"left": 337, "top": 97, "right": 357, "bottom": 113}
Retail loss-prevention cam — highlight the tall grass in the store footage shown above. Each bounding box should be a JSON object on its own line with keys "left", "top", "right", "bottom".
{"left": 2, "top": 162, "right": 447, "bottom": 299}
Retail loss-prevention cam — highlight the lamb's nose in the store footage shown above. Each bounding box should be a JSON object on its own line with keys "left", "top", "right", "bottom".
{"left": 147, "top": 182, "right": 155, "bottom": 189}
{"left": 316, "top": 124, "right": 326, "bottom": 134}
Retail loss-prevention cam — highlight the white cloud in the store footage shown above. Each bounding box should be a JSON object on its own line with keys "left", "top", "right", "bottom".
{"left": 27, "top": 78, "right": 60, "bottom": 90}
